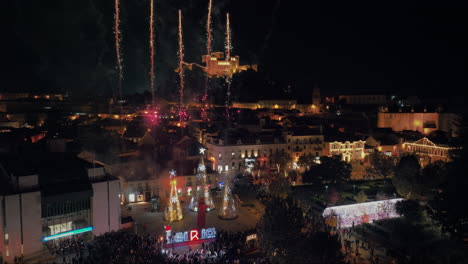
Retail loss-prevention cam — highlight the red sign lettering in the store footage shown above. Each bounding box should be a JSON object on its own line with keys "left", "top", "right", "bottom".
{"left": 190, "top": 229, "right": 200, "bottom": 241}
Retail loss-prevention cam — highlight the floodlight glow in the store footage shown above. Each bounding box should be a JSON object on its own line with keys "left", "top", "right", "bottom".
{"left": 42, "top": 226, "right": 93, "bottom": 242}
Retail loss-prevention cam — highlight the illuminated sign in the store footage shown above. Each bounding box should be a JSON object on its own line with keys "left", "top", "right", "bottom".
{"left": 42, "top": 226, "right": 93, "bottom": 242}
{"left": 165, "top": 226, "right": 216, "bottom": 244}
{"left": 246, "top": 234, "right": 257, "bottom": 241}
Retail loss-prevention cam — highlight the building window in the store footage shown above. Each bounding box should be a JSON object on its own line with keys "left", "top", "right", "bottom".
{"left": 225, "top": 165, "right": 229, "bottom": 171}
{"left": 129, "top": 194, "right": 135, "bottom": 203}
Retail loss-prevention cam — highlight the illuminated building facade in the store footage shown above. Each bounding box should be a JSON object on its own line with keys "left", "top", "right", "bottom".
{"left": 201, "top": 52, "right": 257, "bottom": 77}
{"left": 205, "top": 135, "right": 288, "bottom": 173}
{"left": 377, "top": 111, "right": 458, "bottom": 135}
{"left": 232, "top": 100, "right": 298, "bottom": 110}
{"left": 206, "top": 129, "right": 324, "bottom": 172}
{"left": 324, "top": 139, "right": 366, "bottom": 162}
{"left": 0, "top": 156, "right": 120, "bottom": 263}
{"left": 402, "top": 137, "right": 453, "bottom": 166}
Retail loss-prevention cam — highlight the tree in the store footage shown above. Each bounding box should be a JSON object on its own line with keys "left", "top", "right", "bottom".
{"left": 350, "top": 160, "right": 366, "bottom": 179}
{"left": 429, "top": 113, "right": 468, "bottom": 239}
{"left": 392, "top": 154, "right": 423, "bottom": 199}
{"left": 327, "top": 187, "right": 340, "bottom": 205}
{"left": 297, "top": 154, "right": 315, "bottom": 170}
{"left": 270, "top": 151, "right": 290, "bottom": 177}
{"left": 395, "top": 199, "right": 424, "bottom": 223}
{"left": 268, "top": 174, "right": 291, "bottom": 199}
{"left": 258, "top": 197, "right": 343, "bottom": 263}
{"left": 422, "top": 161, "right": 448, "bottom": 192}
{"left": 366, "top": 151, "right": 395, "bottom": 179}
{"left": 354, "top": 190, "right": 368, "bottom": 203}
{"left": 257, "top": 197, "right": 304, "bottom": 263}
{"left": 355, "top": 218, "right": 466, "bottom": 264}
{"left": 303, "top": 156, "right": 351, "bottom": 184}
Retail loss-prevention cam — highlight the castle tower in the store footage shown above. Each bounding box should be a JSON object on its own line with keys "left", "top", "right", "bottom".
{"left": 188, "top": 148, "right": 215, "bottom": 212}
{"left": 312, "top": 85, "right": 321, "bottom": 113}
{"left": 164, "top": 169, "right": 183, "bottom": 222}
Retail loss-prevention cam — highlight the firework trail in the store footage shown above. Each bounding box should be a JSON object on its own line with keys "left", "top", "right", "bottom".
{"left": 114, "top": 0, "right": 123, "bottom": 100}
{"left": 225, "top": 13, "right": 231, "bottom": 61}
{"left": 149, "top": 0, "right": 155, "bottom": 107}
{"left": 201, "top": 0, "right": 213, "bottom": 120}
{"left": 178, "top": 9, "right": 186, "bottom": 123}
{"left": 225, "top": 13, "right": 232, "bottom": 123}
{"left": 206, "top": 0, "right": 213, "bottom": 58}
{"left": 225, "top": 13, "right": 232, "bottom": 124}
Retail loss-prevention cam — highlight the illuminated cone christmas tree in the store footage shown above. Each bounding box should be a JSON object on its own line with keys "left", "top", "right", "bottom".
{"left": 164, "top": 169, "right": 183, "bottom": 222}
{"left": 189, "top": 148, "right": 215, "bottom": 212}
{"left": 218, "top": 173, "right": 237, "bottom": 219}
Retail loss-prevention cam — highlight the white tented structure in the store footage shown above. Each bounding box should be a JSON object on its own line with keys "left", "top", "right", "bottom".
{"left": 322, "top": 198, "right": 403, "bottom": 228}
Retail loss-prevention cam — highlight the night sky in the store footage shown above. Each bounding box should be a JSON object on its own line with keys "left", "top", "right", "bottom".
{"left": 5, "top": 0, "right": 466, "bottom": 99}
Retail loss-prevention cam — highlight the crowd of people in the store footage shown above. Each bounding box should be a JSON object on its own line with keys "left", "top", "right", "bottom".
{"left": 340, "top": 227, "right": 386, "bottom": 264}
{"left": 42, "top": 229, "right": 271, "bottom": 264}
{"left": 45, "top": 237, "right": 86, "bottom": 257}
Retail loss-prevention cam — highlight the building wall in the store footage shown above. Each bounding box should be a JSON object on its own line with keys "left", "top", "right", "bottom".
{"left": 402, "top": 138, "right": 452, "bottom": 166}
{"left": 377, "top": 112, "right": 439, "bottom": 134}
{"left": 19, "top": 192, "right": 42, "bottom": 259}
{"left": 0, "top": 192, "right": 42, "bottom": 263}
{"left": 158, "top": 174, "right": 218, "bottom": 204}
{"left": 377, "top": 112, "right": 458, "bottom": 135}
{"left": 120, "top": 178, "right": 160, "bottom": 204}
{"left": 286, "top": 135, "right": 324, "bottom": 160}
{"left": 91, "top": 180, "right": 121, "bottom": 236}
{"left": 339, "top": 95, "right": 388, "bottom": 105}
{"left": 206, "top": 142, "right": 288, "bottom": 172}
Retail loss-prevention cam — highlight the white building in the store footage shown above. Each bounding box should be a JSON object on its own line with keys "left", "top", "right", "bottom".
{"left": 206, "top": 135, "right": 288, "bottom": 173}
{"left": 0, "top": 156, "right": 120, "bottom": 263}
{"left": 205, "top": 128, "right": 323, "bottom": 172}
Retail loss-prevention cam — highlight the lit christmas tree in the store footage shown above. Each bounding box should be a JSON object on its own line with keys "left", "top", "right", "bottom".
{"left": 164, "top": 169, "right": 183, "bottom": 222}
{"left": 189, "top": 148, "right": 215, "bottom": 212}
{"left": 218, "top": 172, "right": 237, "bottom": 219}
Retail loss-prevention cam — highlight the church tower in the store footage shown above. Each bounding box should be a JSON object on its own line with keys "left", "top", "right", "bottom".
{"left": 312, "top": 85, "right": 321, "bottom": 113}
